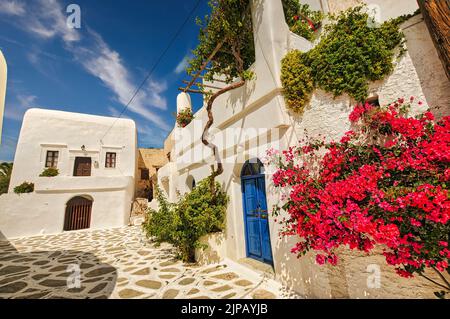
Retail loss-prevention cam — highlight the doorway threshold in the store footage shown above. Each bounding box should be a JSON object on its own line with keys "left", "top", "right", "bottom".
{"left": 237, "top": 257, "right": 275, "bottom": 279}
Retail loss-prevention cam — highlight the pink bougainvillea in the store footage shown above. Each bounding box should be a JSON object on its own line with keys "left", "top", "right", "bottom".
{"left": 267, "top": 98, "right": 449, "bottom": 294}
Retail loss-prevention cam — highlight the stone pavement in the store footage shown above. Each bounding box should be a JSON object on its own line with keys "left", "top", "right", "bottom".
{"left": 0, "top": 226, "right": 286, "bottom": 299}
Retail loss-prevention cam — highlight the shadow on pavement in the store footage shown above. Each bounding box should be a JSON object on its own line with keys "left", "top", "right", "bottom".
{"left": 0, "top": 232, "right": 117, "bottom": 299}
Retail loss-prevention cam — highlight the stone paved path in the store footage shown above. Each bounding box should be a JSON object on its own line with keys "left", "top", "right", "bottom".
{"left": 0, "top": 227, "right": 282, "bottom": 299}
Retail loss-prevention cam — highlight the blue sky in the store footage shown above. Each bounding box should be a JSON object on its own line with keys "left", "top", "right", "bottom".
{"left": 0, "top": 0, "right": 209, "bottom": 162}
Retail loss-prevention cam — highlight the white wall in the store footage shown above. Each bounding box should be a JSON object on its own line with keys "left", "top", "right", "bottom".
{"left": 1, "top": 108, "right": 137, "bottom": 239}
{"left": 9, "top": 108, "right": 136, "bottom": 190}
{"left": 0, "top": 180, "right": 134, "bottom": 238}
{"left": 159, "top": 0, "right": 449, "bottom": 298}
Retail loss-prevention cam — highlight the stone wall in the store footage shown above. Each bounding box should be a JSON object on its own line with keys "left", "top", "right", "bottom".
{"left": 135, "top": 148, "right": 167, "bottom": 200}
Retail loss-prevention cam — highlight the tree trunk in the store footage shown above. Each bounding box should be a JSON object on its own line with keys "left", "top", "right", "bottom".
{"left": 417, "top": 0, "right": 450, "bottom": 79}
{"left": 202, "top": 80, "right": 246, "bottom": 190}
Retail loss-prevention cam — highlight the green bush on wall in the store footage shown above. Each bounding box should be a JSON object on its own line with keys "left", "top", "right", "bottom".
{"left": 143, "top": 176, "right": 228, "bottom": 262}
{"left": 39, "top": 167, "right": 59, "bottom": 177}
{"left": 281, "top": 50, "right": 314, "bottom": 113}
{"left": 14, "top": 182, "right": 34, "bottom": 194}
{"left": 281, "top": 6, "right": 411, "bottom": 113}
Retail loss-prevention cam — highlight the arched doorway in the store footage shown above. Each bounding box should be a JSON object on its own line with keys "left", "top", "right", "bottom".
{"left": 64, "top": 196, "right": 93, "bottom": 231}
{"left": 241, "top": 159, "right": 273, "bottom": 265}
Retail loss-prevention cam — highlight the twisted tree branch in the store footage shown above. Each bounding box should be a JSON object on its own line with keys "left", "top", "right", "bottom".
{"left": 202, "top": 79, "right": 246, "bottom": 189}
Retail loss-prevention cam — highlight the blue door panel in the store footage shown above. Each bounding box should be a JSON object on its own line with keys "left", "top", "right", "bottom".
{"left": 242, "top": 173, "right": 273, "bottom": 265}
{"left": 256, "top": 178, "right": 273, "bottom": 263}
{"left": 243, "top": 179, "right": 262, "bottom": 257}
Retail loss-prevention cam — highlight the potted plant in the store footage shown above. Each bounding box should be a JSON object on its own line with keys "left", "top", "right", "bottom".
{"left": 176, "top": 108, "right": 194, "bottom": 128}
{"left": 14, "top": 182, "right": 34, "bottom": 194}
{"left": 39, "top": 167, "right": 59, "bottom": 177}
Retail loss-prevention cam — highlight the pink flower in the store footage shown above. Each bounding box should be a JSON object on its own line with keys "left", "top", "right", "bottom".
{"left": 268, "top": 100, "right": 448, "bottom": 282}
{"left": 316, "top": 254, "right": 326, "bottom": 265}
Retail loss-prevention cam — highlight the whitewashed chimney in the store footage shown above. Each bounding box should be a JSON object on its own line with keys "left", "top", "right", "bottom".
{"left": 177, "top": 92, "right": 192, "bottom": 115}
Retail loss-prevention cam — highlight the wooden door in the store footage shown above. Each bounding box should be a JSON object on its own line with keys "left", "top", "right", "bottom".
{"left": 64, "top": 196, "right": 93, "bottom": 231}
{"left": 73, "top": 157, "right": 92, "bottom": 177}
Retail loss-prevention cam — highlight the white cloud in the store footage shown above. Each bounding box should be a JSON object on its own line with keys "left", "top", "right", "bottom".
{"left": 4, "top": 94, "right": 39, "bottom": 121}
{"left": 136, "top": 123, "right": 168, "bottom": 147}
{"left": 107, "top": 106, "right": 132, "bottom": 120}
{"left": 0, "top": 1, "right": 26, "bottom": 16}
{"left": 147, "top": 80, "right": 168, "bottom": 110}
{"left": 174, "top": 54, "right": 191, "bottom": 74}
{"left": 6, "top": 0, "right": 171, "bottom": 131}
{"left": 108, "top": 106, "right": 123, "bottom": 118}
{"left": 12, "top": 0, "right": 80, "bottom": 43}
{"left": 74, "top": 32, "right": 170, "bottom": 130}
{"left": 0, "top": 134, "right": 18, "bottom": 162}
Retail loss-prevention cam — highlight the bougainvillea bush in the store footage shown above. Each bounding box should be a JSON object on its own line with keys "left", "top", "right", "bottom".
{"left": 267, "top": 98, "right": 449, "bottom": 296}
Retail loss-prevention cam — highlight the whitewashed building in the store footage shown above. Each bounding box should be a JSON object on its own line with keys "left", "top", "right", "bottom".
{"left": 157, "top": 0, "right": 450, "bottom": 298}
{"left": 0, "top": 108, "right": 137, "bottom": 238}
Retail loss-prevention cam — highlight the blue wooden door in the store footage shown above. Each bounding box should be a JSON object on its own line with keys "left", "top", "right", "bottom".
{"left": 256, "top": 177, "right": 273, "bottom": 263}
{"left": 242, "top": 175, "right": 273, "bottom": 265}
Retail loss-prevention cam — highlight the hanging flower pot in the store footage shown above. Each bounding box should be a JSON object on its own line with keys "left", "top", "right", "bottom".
{"left": 176, "top": 108, "right": 194, "bottom": 128}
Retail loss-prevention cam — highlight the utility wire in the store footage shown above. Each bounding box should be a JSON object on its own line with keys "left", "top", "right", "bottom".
{"left": 100, "top": 0, "right": 203, "bottom": 142}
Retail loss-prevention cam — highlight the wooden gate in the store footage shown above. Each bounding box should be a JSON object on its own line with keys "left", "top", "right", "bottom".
{"left": 64, "top": 196, "right": 93, "bottom": 231}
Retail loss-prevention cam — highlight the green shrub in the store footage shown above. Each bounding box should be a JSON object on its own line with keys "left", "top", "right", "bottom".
{"left": 281, "top": 6, "right": 407, "bottom": 112}
{"left": 174, "top": 177, "right": 228, "bottom": 261}
{"left": 143, "top": 184, "right": 178, "bottom": 245}
{"left": 39, "top": 167, "right": 59, "bottom": 177}
{"left": 281, "top": 50, "right": 314, "bottom": 113}
{"left": 143, "top": 176, "right": 228, "bottom": 262}
{"left": 14, "top": 182, "right": 34, "bottom": 194}
{"left": 0, "top": 162, "right": 13, "bottom": 195}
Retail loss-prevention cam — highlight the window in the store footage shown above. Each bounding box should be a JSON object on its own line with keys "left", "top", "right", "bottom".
{"left": 105, "top": 152, "right": 116, "bottom": 168}
{"left": 45, "top": 151, "right": 59, "bottom": 168}
{"left": 141, "top": 168, "right": 150, "bottom": 180}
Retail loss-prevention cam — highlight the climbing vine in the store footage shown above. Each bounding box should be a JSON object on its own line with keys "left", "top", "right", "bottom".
{"left": 281, "top": 6, "right": 407, "bottom": 113}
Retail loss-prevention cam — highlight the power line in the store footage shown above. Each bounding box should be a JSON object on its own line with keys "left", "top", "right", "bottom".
{"left": 100, "top": 0, "right": 203, "bottom": 142}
